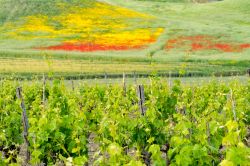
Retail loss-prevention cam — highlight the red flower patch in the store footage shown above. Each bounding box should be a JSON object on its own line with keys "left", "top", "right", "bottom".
{"left": 240, "top": 43, "right": 250, "bottom": 49}
{"left": 165, "top": 35, "right": 250, "bottom": 53}
{"left": 40, "top": 42, "right": 145, "bottom": 52}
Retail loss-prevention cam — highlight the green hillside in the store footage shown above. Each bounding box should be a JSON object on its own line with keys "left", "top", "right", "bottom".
{"left": 0, "top": 0, "right": 249, "bottom": 78}
{"left": 0, "top": 0, "right": 95, "bottom": 24}
{"left": 0, "top": 0, "right": 162, "bottom": 50}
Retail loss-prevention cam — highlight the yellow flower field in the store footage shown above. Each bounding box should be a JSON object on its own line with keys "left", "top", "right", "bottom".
{"left": 3, "top": 2, "right": 164, "bottom": 51}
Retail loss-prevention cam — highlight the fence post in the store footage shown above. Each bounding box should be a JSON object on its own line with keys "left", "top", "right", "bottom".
{"left": 168, "top": 71, "right": 171, "bottom": 88}
{"left": 230, "top": 88, "right": 240, "bottom": 142}
{"left": 137, "top": 85, "right": 146, "bottom": 116}
{"left": 133, "top": 71, "right": 137, "bottom": 85}
{"left": 42, "top": 74, "right": 46, "bottom": 106}
{"left": 104, "top": 72, "right": 107, "bottom": 80}
{"left": 230, "top": 89, "right": 237, "bottom": 121}
{"left": 104, "top": 72, "right": 108, "bottom": 85}
{"left": 71, "top": 79, "right": 75, "bottom": 91}
{"left": 16, "top": 87, "right": 30, "bottom": 165}
{"left": 123, "top": 72, "right": 126, "bottom": 96}
{"left": 206, "top": 122, "right": 210, "bottom": 144}
{"left": 137, "top": 85, "right": 150, "bottom": 165}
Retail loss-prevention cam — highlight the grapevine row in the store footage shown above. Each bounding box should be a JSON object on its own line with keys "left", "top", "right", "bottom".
{"left": 0, "top": 78, "right": 249, "bottom": 165}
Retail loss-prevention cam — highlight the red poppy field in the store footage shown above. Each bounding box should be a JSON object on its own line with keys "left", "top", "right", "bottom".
{"left": 43, "top": 35, "right": 250, "bottom": 53}
{"left": 42, "top": 43, "right": 143, "bottom": 52}
{"left": 166, "top": 35, "right": 250, "bottom": 53}
{"left": 40, "top": 38, "right": 157, "bottom": 52}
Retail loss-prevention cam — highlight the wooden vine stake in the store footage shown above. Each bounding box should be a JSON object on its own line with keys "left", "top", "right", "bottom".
{"left": 226, "top": 89, "right": 237, "bottom": 120}
{"left": 123, "top": 72, "right": 126, "bottom": 96}
{"left": 137, "top": 85, "right": 146, "bottom": 116}
{"left": 168, "top": 71, "right": 171, "bottom": 88}
{"left": 42, "top": 74, "right": 46, "bottom": 107}
{"left": 230, "top": 88, "right": 240, "bottom": 141}
{"left": 16, "top": 87, "right": 30, "bottom": 165}
{"left": 133, "top": 71, "right": 137, "bottom": 85}
{"left": 121, "top": 73, "right": 129, "bottom": 155}
{"left": 137, "top": 85, "right": 150, "bottom": 165}
{"left": 71, "top": 79, "right": 75, "bottom": 91}
{"left": 206, "top": 122, "right": 210, "bottom": 144}
{"left": 105, "top": 72, "right": 108, "bottom": 80}
{"left": 230, "top": 89, "right": 237, "bottom": 121}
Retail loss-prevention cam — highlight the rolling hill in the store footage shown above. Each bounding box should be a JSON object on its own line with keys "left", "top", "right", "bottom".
{"left": 0, "top": 0, "right": 163, "bottom": 51}
{"left": 0, "top": 0, "right": 249, "bottom": 78}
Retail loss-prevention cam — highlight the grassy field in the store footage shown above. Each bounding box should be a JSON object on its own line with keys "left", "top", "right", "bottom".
{"left": 0, "top": 0, "right": 249, "bottom": 78}
{"left": 7, "top": 75, "right": 249, "bottom": 88}
{"left": 60, "top": 75, "right": 250, "bottom": 87}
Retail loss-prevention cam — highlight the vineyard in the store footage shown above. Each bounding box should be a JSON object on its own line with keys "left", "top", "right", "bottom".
{"left": 0, "top": 0, "right": 250, "bottom": 165}
{"left": 0, "top": 78, "right": 249, "bottom": 165}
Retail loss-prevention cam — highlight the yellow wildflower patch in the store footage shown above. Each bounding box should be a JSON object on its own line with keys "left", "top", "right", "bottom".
{"left": 2, "top": 2, "right": 164, "bottom": 51}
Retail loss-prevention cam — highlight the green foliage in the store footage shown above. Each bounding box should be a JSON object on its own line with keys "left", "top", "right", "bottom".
{"left": 0, "top": 79, "right": 249, "bottom": 165}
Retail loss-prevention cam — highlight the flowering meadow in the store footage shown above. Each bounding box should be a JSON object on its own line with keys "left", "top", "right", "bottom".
{"left": 165, "top": 35, "right": 250, "bottom": 53}
{"left": 2, "top": 2, "right": 164, "bottom": 52}
{"left": 0, "top": 0, "right": 249, "bottom": 78}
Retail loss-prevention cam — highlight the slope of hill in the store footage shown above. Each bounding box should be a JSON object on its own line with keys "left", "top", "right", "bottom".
{"left": 0, "top": 0, "right": 163, "bottom": 51}
{"left": 0, "top": 0, "right": 249, "bottom": 77}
